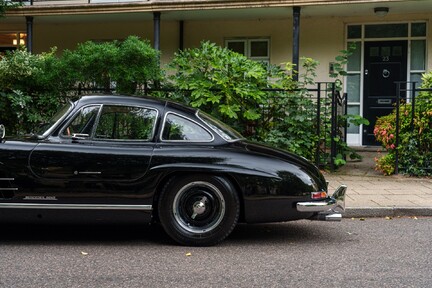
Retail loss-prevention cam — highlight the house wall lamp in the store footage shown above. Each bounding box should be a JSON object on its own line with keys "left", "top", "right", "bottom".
{"left": 374, "top": 7, "right": 389, "bottom": 17}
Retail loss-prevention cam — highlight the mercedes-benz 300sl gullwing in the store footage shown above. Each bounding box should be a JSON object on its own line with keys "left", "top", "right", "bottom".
{"left": 0, "top": 95, "right": 347, "bottom": 246}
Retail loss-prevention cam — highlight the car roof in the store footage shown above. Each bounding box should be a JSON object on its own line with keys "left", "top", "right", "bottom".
{"left": 77, "top": 94, "right": 198, "bottom": 115}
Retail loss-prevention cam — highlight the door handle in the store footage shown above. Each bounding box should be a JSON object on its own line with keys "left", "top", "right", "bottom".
{"left": 364, "top": 69, "right": 368, "bottom": 75}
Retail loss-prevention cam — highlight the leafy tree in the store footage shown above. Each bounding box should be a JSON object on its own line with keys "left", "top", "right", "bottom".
{"left": 168, "top": 41, "right": 270, "bottom": 134}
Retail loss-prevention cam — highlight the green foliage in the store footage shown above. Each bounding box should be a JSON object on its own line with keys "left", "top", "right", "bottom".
{"left": 0, "top": 36, "right": 161, "bottom": 135}
{"left": 0, "top": 0, "right": 21, "bottom": 18}
{"left": 168, "top": 41, "right": 269, "bottom": 133}
{"left": 257, "top": 58, "right": 320, "bottom": 160}
{"left": 0, "top": 48, "right": 65, "bottom": 134}
{"left": 60, "top": 36, "right": 161, "bottom": 94}
{"left": 374, "top": 72, "right": 432, "bottom": 176}
{"left": 328, "top": 42, "right": 367, "bottom": 167}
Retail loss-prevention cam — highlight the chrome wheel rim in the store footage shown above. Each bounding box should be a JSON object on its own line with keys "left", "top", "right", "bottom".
{"left": 173, "top": 181, "right": 226, "bottom": 234}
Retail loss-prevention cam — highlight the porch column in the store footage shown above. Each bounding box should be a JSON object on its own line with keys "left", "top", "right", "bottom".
{"left": 26, "top": 16, "right": 33, "bottom": 53}
{"left": 179, "top": 20, "right": 184, "bottom": 51}
{"left": 153, "top": 12, "right": 161, "bottom": 51}
{"left": 292, "top": 6, "right": 300, "bottom": 81}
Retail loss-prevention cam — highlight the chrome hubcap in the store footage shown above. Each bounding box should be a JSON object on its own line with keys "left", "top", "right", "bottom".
{"left": 191, "top": 196, "right": 208, "bottom": 219}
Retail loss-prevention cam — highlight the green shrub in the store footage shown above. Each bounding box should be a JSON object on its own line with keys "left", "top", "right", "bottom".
{"left": 60, "top": 36, "right": 161, "bottom": 94}
{"left": 168, "top": 41, "right": 270, "bottom": 134}
{"left": 0, "top": 36, "right": 162, "bottom": 135}
{"left": 374, "top": 72, "right": 432, "bottom": 176}
{"left": 0, "top": 48, "right": 64, "bottom": 134}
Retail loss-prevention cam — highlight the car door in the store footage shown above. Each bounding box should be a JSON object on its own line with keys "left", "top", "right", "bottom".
{"left": 28, "top": 104, "right": 158, "bottom": 203}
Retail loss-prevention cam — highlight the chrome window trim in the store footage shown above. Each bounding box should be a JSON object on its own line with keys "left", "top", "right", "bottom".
{"left": 59, "top": 104, "right": 102, "bottom": 140}
{"left": 93, "top": 104, "right": 159, "bottom": 142}
{"left": 0, "top": 203, "right": 153, "bottom": 211}
{"left": 196, "top": 111, "right": 243, "bottom": 143}
{"left": 160, "top": 111, "right": 215, "bottom": 143}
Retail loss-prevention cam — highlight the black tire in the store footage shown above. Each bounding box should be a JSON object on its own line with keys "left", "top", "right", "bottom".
{"left": 158, "top": 175, "right": 240, "bottom": 246}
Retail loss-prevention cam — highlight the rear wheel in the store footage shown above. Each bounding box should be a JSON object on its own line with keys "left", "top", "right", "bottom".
{"left": 158, "top": 175, "right": 239, "bottom": 246}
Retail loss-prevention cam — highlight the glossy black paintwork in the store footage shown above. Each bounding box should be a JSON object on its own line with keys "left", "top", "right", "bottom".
{"left": 0, "top": 95, "right": 328, "bottom": 223}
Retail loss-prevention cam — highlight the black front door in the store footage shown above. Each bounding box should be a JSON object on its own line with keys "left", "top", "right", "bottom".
{"left": 363, "top": 41, "right": 407, "bottom": 145}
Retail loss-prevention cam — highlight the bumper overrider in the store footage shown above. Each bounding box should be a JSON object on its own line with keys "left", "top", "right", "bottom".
{"left": 296, "top": 185, "right": 347, "bottom": 221}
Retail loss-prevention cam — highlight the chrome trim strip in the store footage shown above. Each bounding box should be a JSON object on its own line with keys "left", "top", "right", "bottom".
{"left": 75, "top": 171, "right": 102, "bottom": 175}
{"left": 0, "top": 203, "right": 153, "bottom": 211}
{"left": 0, "top": 178, "right": 14, "bottom": 181}
{"left": 0, "top": 188, "right": 18, "bottom": 191}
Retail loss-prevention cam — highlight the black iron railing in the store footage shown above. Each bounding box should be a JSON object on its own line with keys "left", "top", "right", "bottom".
{"left": 394, "top": 82, "right": 432, "bottom": 174}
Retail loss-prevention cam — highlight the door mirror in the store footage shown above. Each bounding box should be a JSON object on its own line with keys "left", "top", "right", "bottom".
{"left": 0, "top": 124, "right": 5, "bottom": 141}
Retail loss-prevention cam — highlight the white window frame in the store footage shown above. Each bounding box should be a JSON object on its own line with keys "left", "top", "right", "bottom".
{"left": 225, "top": 38, "right": 270, "bottom": 65}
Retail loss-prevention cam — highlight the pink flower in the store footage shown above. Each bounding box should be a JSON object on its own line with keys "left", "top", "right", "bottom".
{"left": 390, "top": 144, "right": 395, "bottom": 149}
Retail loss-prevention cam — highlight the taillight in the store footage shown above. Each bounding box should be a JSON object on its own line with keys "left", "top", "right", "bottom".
{"left": 311, "top": 191, "right": 327, "bottom": 199}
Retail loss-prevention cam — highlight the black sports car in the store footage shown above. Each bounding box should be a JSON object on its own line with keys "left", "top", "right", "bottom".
{"left": 0, "top": 95, "right": 346, "bottom": 246}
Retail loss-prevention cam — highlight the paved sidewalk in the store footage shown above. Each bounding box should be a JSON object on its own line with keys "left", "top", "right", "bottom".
{"left": 323, "top": 151, "right": 432, "bottom": 218}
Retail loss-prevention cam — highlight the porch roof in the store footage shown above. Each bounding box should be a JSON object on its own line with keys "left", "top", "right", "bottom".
{"left": 3, "top": 0, "right": 432, "bottom": 23}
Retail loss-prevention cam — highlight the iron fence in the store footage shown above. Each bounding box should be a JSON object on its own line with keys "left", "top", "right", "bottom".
{"left": 394, "top": 82, "right": 432, "bottom": 174}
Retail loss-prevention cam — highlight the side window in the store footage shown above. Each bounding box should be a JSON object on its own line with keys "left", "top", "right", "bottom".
{"left": 94, "top": 105, "right": 157, "bottom": 141}
{"left": 62, "top": 105, "right": 100, "bottom": 137}
{"left": 162, "top": 113, "right": 213, "bottom": 142}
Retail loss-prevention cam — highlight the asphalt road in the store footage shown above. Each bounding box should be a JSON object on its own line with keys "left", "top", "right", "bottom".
{"left": 1, "top": 217, "right": 431, "bottom": 288}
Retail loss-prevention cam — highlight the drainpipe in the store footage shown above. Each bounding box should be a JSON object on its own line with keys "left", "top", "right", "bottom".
{"left": 292, "top": 6, "right": 301, "bottom": 82}
{"left": 26, "top": 16, "right": 33, "bottom": 53}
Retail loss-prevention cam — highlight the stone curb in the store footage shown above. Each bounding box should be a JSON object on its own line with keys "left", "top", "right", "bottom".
{"left": 344, "top": 207, "right": 432, "bottom": 218}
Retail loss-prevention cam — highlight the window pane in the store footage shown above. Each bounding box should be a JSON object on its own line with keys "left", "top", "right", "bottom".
{"left": 381, "top": 46, "right": 391, "bottom": 57}
{"left": 392, "top": 46, "right": 402, "bottom": 56}
{"left": 250, "top": 40, "right": 268, "bottom": 57}
{"left": 347, "top": 42, "right": 361, "bottom": 71}
{"left": 410, "top": 73, "right": 423, "bottom": 98}
{"left": 411, "top": 22, "right": 426, "bottom": 37}
{"left": 162, "top": 114, "right": 212, "bottom": 141}
{"left": 63, "top": 106, "right": 100, "bottom": 137}
{"left": 95, "top": 106, "right": 156, "bottom": 140}
{"left": 411, "top": 40, "right": 425, "bottom": 70}
{"left": 347, "top": 74, "right": 360, "bottom": 103}
{"left": 227, "top": 41, "right": 245, "bottom": 55}
{"left": 370, "top": 47, "right": 379, "bottom": 57}
{"left": 365, "top": 24, "right": 408, "bottom": 38}
{"left": 347, "top": 106, "right": 360, "bottom": 133}
{"left": 0, "top": 33, "right": 17, "bottom": 46}
{"left": 348, "top": 25, "right": 362, "bottom": 39}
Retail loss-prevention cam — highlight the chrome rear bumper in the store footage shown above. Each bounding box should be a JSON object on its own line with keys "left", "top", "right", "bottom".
{"left": 296, "top": 185, "right": 347, "bottom": 221}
